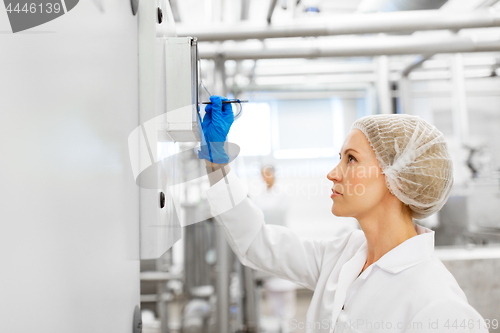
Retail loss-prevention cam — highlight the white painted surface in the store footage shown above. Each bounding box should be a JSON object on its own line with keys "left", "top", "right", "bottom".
{"left": 136, "top": 0, "right": 182, "bottom": 259}
{"left": 0, "top": 1, "right": 140, "bottom": 332}
{"left": 436, "top": 245, "right": 500, "bottom": 261}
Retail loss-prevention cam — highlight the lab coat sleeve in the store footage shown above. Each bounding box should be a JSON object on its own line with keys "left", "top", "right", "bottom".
{"left": 206, "top": 170, "right": 346, "bottom": 291}
{"left": 404, "top": 298, "right": 489, "bottom": 333}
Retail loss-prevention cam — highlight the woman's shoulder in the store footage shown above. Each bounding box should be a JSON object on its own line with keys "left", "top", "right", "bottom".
{"left": 401, "top": 254, "right": 469, "bottom": 303}
{"left": 405, "top": 296, "right": 488, "bottom": 333}
{"left": 391, "top": 256, "right": 487, "bottom": 330}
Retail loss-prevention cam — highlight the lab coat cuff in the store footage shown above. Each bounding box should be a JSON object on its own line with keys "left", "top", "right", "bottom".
{"left": 206, "top": 170, "right": 248, "bottom": 217}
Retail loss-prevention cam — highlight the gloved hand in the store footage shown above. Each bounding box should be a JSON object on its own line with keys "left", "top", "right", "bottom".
{"left": 198, "top": 95, "right": 234, "bottom": 164}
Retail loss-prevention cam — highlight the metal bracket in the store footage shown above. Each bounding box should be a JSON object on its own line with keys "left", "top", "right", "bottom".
{"left": 131, "top": 0, "right": 139, "bottom": 15}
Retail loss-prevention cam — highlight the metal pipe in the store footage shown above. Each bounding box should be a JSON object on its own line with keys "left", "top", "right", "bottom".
{"left": 253, "top": 73, "right": 376, "bottom": 85}
{"left": 199, "top": 36, "right": 500, "bottom": 60}
{"left": 241, "top": 0, "right": 250, "bottom": 20}
{"left": 178, "top": 9, "right": 500, "bottom": 41}
{"left": 451, "top": 53, "right": 470, "bottom": 145}
{"left": 399, "top": 54, "right": 434, "bottom": 114}
{"left": 233, "top": 67, "right": 495, "bottom": 98}
{"left": 357, "top": 0, "right": 448, "bottom": 12}
{"left": 398, "top": 76, "right": 413, "bottom": 114}
{"left": 242, "top": 265, "right": 259, "bottom": 333}
{"left": 227, "top": 57, "right": 496, "bottom": 77}
{"left": 182, "top": 299, "right": 211, "bottom": 333}
{"left": 403, "top": 0, "right": 500, "bottom": 78}
{"left": 213, "top": 55, "right": 230, "bottom": 333}
{"left": 267, "top": 0, "right": 278, "bottom": 24}
{"left": 215, "top": 223, "right": 230, "bottom": 333}
{"left": 377, "top": 56, "right": 392, "bottom": 114}
{"left": 401, "top": 55, "right": 434, "bottom": 77}
{"left": 242, "top": 90, "right": 369, "bottom": 101}
{"left": 214, "top": 56, "right": 228, "bottom": 96}
{"left": 241, "top": 82, "right": 373, "bottom": 92}
{"left": 247, "top": 68, "right": 494, "bottom": 85}
{"left": 242, "top": 85, "right": 500, "bottom": 98}
{"left": 252, "top": 62, "right": 375, "bottom": 76}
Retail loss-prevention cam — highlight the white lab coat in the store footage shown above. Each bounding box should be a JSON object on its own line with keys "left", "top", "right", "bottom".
{"left": 206, "top": 170, "right": 489, "bottom": 333}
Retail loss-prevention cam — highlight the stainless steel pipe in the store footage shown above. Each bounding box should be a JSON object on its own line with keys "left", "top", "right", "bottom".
{"left": 178, "top": 9, "right": 500, "bottom": 41}
{"left": 198, "top": 36, "right": 500, "bottom": 60}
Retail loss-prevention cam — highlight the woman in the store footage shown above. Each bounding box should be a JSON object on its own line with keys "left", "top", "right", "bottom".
{"left": 199, "top": 96, "right": 488, "bottom": 333}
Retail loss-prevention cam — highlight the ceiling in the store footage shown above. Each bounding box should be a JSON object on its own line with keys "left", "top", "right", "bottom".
{"left": 172, "top": 0, "right": 500, "bottom": 25}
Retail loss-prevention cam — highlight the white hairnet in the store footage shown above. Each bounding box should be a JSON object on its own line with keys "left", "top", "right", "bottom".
{"left": 351, "top": 114, "right": 453, "bottom": 219}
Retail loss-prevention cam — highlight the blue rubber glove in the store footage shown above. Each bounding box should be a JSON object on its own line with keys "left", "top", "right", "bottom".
{"left": 198, "top": 95, "right": 234, "bottom": 164}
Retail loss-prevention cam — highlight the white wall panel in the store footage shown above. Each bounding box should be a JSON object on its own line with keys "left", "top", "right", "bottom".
{"left": 0, "top": 1, "right": 140, "bottom": 332}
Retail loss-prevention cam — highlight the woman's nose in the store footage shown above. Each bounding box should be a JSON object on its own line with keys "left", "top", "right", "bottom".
{"left": 327, "top": 164, "right": 342, "bottom": 182}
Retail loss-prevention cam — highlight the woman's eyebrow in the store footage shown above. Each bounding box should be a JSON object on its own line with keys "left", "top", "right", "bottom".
{"left": 339, "top": 148, "right": 359, "bottom": 157}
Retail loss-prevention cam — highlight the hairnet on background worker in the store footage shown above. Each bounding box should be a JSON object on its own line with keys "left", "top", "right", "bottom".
{"left": 198, "top": 96, "right": 488, "bottom": 333}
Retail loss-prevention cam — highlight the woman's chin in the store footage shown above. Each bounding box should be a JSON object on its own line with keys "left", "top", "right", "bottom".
{"left": 331, "top": 205, "right": 344, "bottom": 217}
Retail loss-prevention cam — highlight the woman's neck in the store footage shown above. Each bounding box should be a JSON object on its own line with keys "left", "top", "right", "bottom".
{"left": 357, "top": 204, "right": 417, "bottom": 272}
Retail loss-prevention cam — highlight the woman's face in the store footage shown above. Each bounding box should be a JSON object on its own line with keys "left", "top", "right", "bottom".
{"left": 327, "top": 129, "right": 390, "bottom": 219}
{"left": 261, "top": 167, "right": 275, "bottom": 187}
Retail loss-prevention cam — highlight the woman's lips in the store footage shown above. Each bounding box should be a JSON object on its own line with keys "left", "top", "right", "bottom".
{"left": 331, "top": 189, "right": 342, "bottom": 198}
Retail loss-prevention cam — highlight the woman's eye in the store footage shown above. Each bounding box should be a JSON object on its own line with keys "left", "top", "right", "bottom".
{"left": 339, "top": 154, "right": 356, "bottom": 163}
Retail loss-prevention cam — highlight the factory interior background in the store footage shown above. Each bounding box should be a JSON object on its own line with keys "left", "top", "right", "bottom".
{"left": 1, "top": 0, "right": 500, "bottom": 332}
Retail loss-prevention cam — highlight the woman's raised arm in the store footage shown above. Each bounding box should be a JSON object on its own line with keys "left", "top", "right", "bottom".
{"left": 204, "top": 163, "right": 357, "bottom": 291}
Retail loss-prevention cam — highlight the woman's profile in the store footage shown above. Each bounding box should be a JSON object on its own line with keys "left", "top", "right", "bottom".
{"left": 198, "top": 95, "right": 488, "bottom": 333}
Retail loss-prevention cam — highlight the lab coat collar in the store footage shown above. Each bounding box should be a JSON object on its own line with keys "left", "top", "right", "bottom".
{"left": 370, "top": 223, "right": 435, "bottom": 274}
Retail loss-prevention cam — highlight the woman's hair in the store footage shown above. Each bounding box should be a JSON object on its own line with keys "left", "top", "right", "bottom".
{"left": 352, "top": 114, "right": 453, "bottom": 219}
